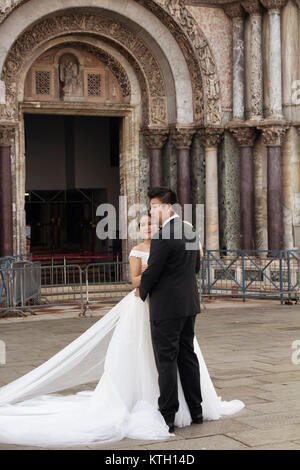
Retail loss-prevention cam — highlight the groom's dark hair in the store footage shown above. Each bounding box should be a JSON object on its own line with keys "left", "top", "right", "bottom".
{"left": 147, "top": 187, "right": 177, "bottom": 205}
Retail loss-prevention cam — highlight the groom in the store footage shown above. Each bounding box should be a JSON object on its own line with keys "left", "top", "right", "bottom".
{"left": 139, "top": 187, "right": 203, "bottom": 433}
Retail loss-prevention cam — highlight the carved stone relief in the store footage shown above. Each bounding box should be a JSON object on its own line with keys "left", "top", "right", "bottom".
{"left": 258, "top": 124, "right": 289, "bottom": 146}
{"left": 229, "top": 126, "right": 257, "bottom": 147}
{"left": 59, "top": 53, "right": 82, "bottom": 100}
{"left": 198, "top": 126, "right": 224, "bottom": 148}
{"left": 142, "top": 127, "right": 169, "bottom": 149}
{"left": 0, "top": 0, "right": 222, "bottom": 125}
{"left": 1, "top": 12, "right": 167, "bottom": 126}
{"left": 0, "top": 125, "right": 15, "bottom": 145}
{"left": 24, "top": 44, "right": 128, "bottom": 105}
{"left": 171, "top": 127, "right": 195, "bottom": 149}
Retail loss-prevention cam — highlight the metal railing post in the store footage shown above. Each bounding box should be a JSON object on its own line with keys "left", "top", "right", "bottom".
{"left": 280, "top": 250, "right": 283, "bottom": 304}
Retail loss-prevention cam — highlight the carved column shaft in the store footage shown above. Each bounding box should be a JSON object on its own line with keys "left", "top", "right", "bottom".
{"left": 225, "top": 4, "right": 245, "bottom": 120}
{"left": 230, "top": 127, "right": 257, "bottom": 250}
{"left": 0, "top": 127, "right": 14, "bottom": 257}
{"left": 143, "top": 129, "right": 169, "bottom": 189}
{"left": 198, "top": 128, "right": 224, "bottom": 250}
{"left": 233, "top": 17, "right": 245, "bottom": 120}
{"left": 171, "top": 128, "right": 194, "bottom": 221}
{"left": 242, "top": 1, "right": 264, "bottom": 120}
{"left": 261, "top": 0, "right": 287, "bottom": 119}
{"left": 149, "top": 149, "right": 163, "bottom": 188}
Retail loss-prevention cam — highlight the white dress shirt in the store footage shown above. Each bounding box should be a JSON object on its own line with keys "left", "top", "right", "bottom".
{"left": 162, "top": 213, "right": 180, "bottom": 228}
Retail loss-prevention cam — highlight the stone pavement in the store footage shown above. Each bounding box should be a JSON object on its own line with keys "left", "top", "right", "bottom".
{"left": 0, "top": 298, "right": 299, "bottom": 450}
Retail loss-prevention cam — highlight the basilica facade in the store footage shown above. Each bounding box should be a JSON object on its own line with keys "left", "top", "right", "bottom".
{"left": 0, "top": 0, "right": 299, "bottom": 259}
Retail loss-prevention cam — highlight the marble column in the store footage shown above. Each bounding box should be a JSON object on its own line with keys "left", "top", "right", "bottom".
{"left": 242, "top": 0, "right": 264, "bottom": 120}
{"left": 261, "top": 0, "right": 288, "bottom": 120}
{"left": 281, "top": 0, "right": 299, "bottom": 121}
{"left": 0, "top": 127, "right": 14, "bottom": 257}
{"left": 229, "top": 126, "right": 257, "bottom": 251}
{"left": 224, "top": 3, "right": 245, "bottom": 121}
{"left": 198, "top": 127, "right": 224, "bottom": 251}
{"left": 258, "top": 124, "right": 289, "bottom": 254}
{"left": 170, "top": 128, "right": 195, "bottom": 221}
{"left": 142, "top": 128, "right": 169, "bottom": 188}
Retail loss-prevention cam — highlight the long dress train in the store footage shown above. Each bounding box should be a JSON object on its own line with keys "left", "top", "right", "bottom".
{"left": 0, "top": 250, "right": 244, "bottom": 447}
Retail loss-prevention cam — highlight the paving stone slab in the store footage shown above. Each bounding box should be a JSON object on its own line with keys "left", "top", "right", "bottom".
{"left": 249, "top": 441, "right": 300, "bottom": 450}
{"left": 234, "top": 411, "right": 300, "bottom": 429}
{"left": 1, "top": 300, "right": 300, "bottom": 450}
{"left": 227, "top": 423, "right": 300, "bottom": 447}
{"left": 144, "top": 435, "right": 249, "bottom": 450}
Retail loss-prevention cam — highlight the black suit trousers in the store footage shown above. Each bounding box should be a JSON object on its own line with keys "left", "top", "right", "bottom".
{"left": 150, "top": 315, "right": 203, "bottom": 424}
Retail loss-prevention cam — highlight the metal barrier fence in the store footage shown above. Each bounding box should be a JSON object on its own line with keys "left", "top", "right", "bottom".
{"left": 1, "top": 250, "right": 300, "bottom": 318}
{"left": 0, "top": 261, "right": 130, "bottom": 317}
{"left": 32, "top": 252, "right": 119, "bottom": 268}
{"left": 83, "top": 261, "right": 131, "bottom": 316}
{"left": 0, "top": 260, "right": 41, "bottom": 317}
{"left": 200, "top": 250, "right": 300, "bottom": 302}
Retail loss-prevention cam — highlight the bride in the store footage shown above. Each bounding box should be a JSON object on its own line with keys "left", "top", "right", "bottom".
{"left": 0, "top": 211, "right": 244, "bottom": 448}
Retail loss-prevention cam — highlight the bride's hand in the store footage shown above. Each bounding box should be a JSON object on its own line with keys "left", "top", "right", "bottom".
{"left": 141, "top": 264, "right": 148, "bottom": 273}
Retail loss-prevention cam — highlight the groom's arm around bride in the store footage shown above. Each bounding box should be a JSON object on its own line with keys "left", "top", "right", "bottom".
{"left": 139, "top": 215, "right": 201, "bottom": 322}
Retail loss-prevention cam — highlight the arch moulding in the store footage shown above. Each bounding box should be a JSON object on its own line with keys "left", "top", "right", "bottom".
{"left": 1, "top": 11, "right": 171, "bottom": 127}
{"left": 0, "top": 0, "right": 222, "bottom": 125}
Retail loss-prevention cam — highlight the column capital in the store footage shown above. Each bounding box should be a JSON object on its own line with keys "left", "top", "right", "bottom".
{"left": 0, "top": 125, "right": 15, "bottom": 146}
{"left": 229, "top": 126, "right": 258, "bottom": 147}
{"left": 170, "top": 127, "right": 195, "bottom": 150}
{"left": 224, "top": 2, "right": 245, "bottom": 20}
{"left": 242, "top": 0, "right": 262, "bottom": 16}
{"left": 197, "top": 126, "right": 224, "bottom": 149}
{"left": 258, "top": 123, "right": 289, "bottom": 146}
{"left": 142, "top": 127, "right": 169, "bottom": 149}
{"left": 260, "top": 0, "right": 288, "bottom": 12}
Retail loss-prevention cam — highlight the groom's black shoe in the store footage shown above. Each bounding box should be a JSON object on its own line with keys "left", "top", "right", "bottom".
{"left": 191, "top": 413, "right": 203, "bottom": 424}
{"left": 167, "top": 423, "right": 175, "bottom": 433}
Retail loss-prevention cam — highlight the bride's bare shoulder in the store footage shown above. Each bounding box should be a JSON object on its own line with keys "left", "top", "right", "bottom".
{"left": 132, "top": 242, "right": 147, "bottom": 252}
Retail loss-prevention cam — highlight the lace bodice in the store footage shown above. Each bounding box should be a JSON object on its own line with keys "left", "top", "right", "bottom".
{"left": 129, "top": 249, "right": 150, "bottom": 265}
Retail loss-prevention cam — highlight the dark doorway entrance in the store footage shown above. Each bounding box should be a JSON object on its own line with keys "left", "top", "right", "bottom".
{"left": 24, "top": 114, "right": 121, "bottom": 257}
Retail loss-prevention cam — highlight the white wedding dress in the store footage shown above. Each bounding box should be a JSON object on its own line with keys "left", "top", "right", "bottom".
{"left": 0, "top": 250, "right": 244, "bottom": 448}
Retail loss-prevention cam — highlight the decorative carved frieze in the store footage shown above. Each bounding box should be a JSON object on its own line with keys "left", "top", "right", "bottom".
{"left": 242, "top": 0, "right": 262, "bottom": 16}
{"left": 258, "top": 124, "right": 289, "bottom": 146}
{"left": 154, "top": 0, "right": 222, "bottom": 124}
{"left": 229, "top": 126, "right": 257, "bottom": 147}
{"left": 171, "top": 127, "right": 195, "bottom": 149}
{"left": 0, "top": 125, "right": 15, "bottom": 146}
{"left": 224, "top": 2, "right": 245, "bottom": 19}
{"left": 142, "top": 127, "right": 169, "bottom": 149}
{"left": 150, "top": 97, "right": 168, "bottom": 126}
{"left": 198, "top": 126, "right": 224, "bottom": 148}
{"left": 260, "top": 0, "right": 288, "bottom": 12}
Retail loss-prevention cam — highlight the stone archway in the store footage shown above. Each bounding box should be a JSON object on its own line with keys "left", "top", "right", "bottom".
{"left": 0, "top": 0, "right": 222, "bottom": 125}
{"left": 0, "top": 0, "right": 224, "bottom": 256}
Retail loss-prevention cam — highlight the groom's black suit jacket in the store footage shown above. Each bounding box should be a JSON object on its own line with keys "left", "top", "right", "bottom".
{"left": 139, "top": 216, "right": 201, "bottom": 322}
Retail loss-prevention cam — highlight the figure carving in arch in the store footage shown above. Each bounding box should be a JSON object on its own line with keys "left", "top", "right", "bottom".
{"left": 59, "top": 53, "right": 82, "bottom": 100}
